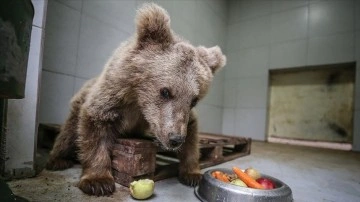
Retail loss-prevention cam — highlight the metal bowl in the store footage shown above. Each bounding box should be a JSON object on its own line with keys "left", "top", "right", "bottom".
{"left": 195, "top": 168, "right": 293, "bottom": 202}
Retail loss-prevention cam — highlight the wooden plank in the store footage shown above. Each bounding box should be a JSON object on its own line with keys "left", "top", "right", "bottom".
{"left": 112, "top": 139, "right": 156, "bottom": 176}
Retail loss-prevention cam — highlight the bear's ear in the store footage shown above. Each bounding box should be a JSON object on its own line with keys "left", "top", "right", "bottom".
{"left": 197, "top": 46, "right": 226, "bottom": 74}
{"left": 135, "top": 3, "right": 173, "bottom": 49}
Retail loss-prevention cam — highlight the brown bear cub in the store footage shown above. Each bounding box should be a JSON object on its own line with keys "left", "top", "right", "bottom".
{"left": 46, "top": 3, "right": 226, "bottom": 196}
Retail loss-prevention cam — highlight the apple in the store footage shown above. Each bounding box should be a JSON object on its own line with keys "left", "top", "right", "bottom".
{"left": 256, "top": 178, "right": 275, "bottom": 189}
{"left": 130, "top": 179, "right": 155, "bottom": 199}
{"left": 245, "top": 167, "right": 261, "bottom": 180}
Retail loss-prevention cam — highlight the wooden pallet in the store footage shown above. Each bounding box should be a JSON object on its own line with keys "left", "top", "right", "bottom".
{"left": 112, "top": 133, "right": 251, "bottom": 186}
{"left": 37, "top": 124, "right": 251, "bottom": 186}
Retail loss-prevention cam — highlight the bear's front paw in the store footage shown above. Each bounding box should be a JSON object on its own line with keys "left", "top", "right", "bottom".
{"left": 46, "top": 158, "right": 74, "bottom": 171}
{"left": 179, "top": 173, "right": 202, "bottom": 187}
{"left": 78, "top": 177, "right": 115, "bottom": 196}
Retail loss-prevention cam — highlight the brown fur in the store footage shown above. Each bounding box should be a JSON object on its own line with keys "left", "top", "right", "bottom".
{"left": 46, "top": 3, "right": 226, "bottom": 196}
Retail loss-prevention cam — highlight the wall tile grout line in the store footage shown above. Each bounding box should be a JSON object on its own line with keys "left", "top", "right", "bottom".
{"left": 73, "top": 0, "right": 84, "bottom": 95}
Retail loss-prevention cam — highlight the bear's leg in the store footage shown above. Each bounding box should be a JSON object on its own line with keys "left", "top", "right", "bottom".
{"left": 46, "top": 110, "right": 79, "bottom": 170}
{"left": 76, "top": 115, "right": 116, "bottom": 196}
{"left": 177, "top": 111, "right": 202, "bottom": 186}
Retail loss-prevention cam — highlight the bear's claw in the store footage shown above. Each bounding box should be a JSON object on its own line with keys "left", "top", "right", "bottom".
{"left": 78, "top": 177, "right": 115, "bottom": 196}
{"left": 179, "top": 173, "right": 202, "bottom": 187}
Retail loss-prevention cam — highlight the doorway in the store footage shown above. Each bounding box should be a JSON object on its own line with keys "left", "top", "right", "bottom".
{"left": 267, "top": 63, "right": 355, "bottom": 150}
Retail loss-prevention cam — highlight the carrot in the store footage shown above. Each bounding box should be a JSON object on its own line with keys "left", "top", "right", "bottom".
{"left": 213, "top": 171, "right": 230, "bottom": 183}
{"left": 211, "top": 172, "right": 216, "bottom": 178}
{"left": 219, "top": 172, "right": 230, "bottom": 183}
{"left": 232, "top": 167, "right": 264, "bottom": 189}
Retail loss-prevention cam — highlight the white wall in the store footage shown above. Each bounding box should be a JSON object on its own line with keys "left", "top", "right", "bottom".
{"left": 39, "top": 0, "right": 228, "bottom": 134}
{"left": 223, "top": 0, "right": 360, "bottom": 151}
{"left": 6, "top": 0, "right": 47, "bottom": 177}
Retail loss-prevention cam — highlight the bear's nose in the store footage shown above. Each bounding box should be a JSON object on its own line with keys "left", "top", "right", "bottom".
{"left": 168, "top": 133, "right": 185, "bottom": 148}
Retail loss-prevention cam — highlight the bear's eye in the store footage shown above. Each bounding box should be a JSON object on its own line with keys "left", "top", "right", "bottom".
{"left": 160, "top": 88, "right": 172, "bottom": 99}
{"left": 190, "top": 97, "right": 198, "bottom": 108}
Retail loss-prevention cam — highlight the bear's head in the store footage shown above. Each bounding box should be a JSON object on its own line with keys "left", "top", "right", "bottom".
{"left": 128, "top": 3, "right": 226, "bottom": 151}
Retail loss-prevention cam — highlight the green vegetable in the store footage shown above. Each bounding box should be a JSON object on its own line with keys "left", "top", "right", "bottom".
{"left": 230, "top": 179, "right": 248, "bottom": 187}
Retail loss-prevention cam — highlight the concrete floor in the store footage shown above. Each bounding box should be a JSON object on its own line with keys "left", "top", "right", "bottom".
{"left": 7, "top": 141, "right": 360, "bottom": 202}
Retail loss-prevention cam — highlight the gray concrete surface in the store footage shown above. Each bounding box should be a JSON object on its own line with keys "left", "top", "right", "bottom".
{"left": 7, "top": 141, "right": 360, "bottom": 202}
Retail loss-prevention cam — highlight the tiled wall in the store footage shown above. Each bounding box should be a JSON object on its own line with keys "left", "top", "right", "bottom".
{"left": 39, "top": 0, "right": 227, "bottom": 134}
{"left": 223, "top": 0, "right": 360, "bottom": 151}
{"left": 41, "top": 0, "right": 359, "bottom": 149}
